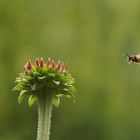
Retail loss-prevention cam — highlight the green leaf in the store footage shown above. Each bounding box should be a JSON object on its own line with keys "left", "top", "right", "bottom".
{"left": 53, "top": 96, "right": 60, "bottom": 107}
{"left": 28, "top": 95, "right": 38, "bottom": 106}
{"left": 63, "top": 85, "right": 77, "bottom": 94}
{"left": 65, "top": 92, "right": 75, "bottom": 103}
{"left": 38, "top": 76, "right": 46, "bottom": 80}
{"left": 25, "top": 76, "right": 33, "bottom": 80}
{"left": 55, "top": 91, "right": 76, "bottom": 103}
{"left": 15, "top": 79, "right": 22, "bottom": 83}
{"left": 18, "top": 90, "right": 27, "bottom": 104}
{"left": 48, "top": 73, "right": 55, "bottom": 78}
{"left": 12, "top": 84, "right": 24, "bottom": 91}
{"left": 23, "top": 78, "right": 28, "bottom": 82}
{"left": 68, "top": 85, "right": 77, "bottom": 93}
{"left": 47, "top": 80, "right": 58, "bottom": 88}
{"left": 62, "top": 75, "right": 75, "bottom": 85}
{"left": 52, "top": 80, "right": 60, "bottom": 85}
{"left": 32, "top": 71, "right": 40, "bottom": 77}
{"left": 62, "top": 85, "right": 76, "bottom": 103}
{"left": 56, "top": 94, "right": 65, "bottom": 97}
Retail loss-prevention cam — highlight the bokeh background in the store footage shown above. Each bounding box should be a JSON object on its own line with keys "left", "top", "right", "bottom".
{"left": 1, "top": 0, "right": 140, "bottom": 140}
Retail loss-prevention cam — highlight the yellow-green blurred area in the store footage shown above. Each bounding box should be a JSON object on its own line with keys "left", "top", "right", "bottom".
{"left": 1, "top": 0, "right": 140, "bottom": 140}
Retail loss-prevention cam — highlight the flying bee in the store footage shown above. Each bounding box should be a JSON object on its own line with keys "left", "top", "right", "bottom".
{"left": 127, "top": 54, "right": 140, "bottom": 64}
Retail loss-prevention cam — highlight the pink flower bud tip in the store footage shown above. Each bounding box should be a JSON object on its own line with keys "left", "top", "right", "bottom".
{"left": 23, "top": 58, "right": 68, "bottom": 73}
{"left": 35, "top": 58, "right": 39, "bottom": 67}
{"left": 27, "top": 60, "right": 32, "bottom": 70}
{"left": 40, "top": 57, "right": 44, "bottom": 67}
{"left": 47, "top": 57, "right": 51, "bottom": 66}
{"left": 64, "top": 65, "right": 68, "bottom": 72}
{"left": 61, "top": 61, "right": 65, "bottom": 73}
{"left": 56, "top": 60, "right": 61, "bottom": 70}
{"left": 24, "top": 64, "right": 27, "bottom": 71}
{"left": 52, "top": 59, "right": 55, "bottom": 67}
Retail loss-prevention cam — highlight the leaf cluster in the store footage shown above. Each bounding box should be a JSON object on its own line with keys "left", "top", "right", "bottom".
{"left": 13, "top": 67, "right": 76, "bottom": 107}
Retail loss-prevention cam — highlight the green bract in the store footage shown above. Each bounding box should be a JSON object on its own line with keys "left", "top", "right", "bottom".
{"left": 13, "top": 58, "right": 76, "bottom": 107}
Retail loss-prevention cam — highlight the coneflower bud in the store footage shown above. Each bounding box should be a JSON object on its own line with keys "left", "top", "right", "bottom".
{"left": 52, "top": 59, "right": 55, "bottom": 67}
{"left": 13, "top": 57, "right": 76, "bottom": 107}
{"left": 47, "top": 57, "right": 51, "bottom": 66}
{"left": 35, "top": 58, "right": 40, "bottom": 67}
{"left": 40, "top": 58, "right": 44, "bottom": 67}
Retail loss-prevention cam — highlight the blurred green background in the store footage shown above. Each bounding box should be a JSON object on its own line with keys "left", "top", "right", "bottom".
{"left": 1, "top": 0, "right": 140, "bottom": 140}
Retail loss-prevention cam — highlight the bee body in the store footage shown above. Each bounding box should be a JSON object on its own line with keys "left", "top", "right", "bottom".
{"left": 127, "top": 54, "right": 140, "bottom": 64}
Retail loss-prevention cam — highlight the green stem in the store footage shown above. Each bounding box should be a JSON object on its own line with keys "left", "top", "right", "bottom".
{"left": 37, "top": 92, "right": 53, "bottom": 140}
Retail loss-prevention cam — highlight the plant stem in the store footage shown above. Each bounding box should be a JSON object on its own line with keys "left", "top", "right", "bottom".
{"left": 37, "top": 92, "right": 53, "bottom": 140}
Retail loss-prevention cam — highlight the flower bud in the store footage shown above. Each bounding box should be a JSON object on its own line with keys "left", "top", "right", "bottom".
{"left": 24, "top": 64, "right": 27, "bottom": 71}
{"left": 40, "top": 58, "right": 44, "bottom": 67}
{"left": 64, "top": 65, "right": 68, "bottom": 72}
{"left": 56, "top": 60, "right": 61, "bottom": 70}
{"left": 61, "top": 61, "right": 65, "bottom": 73}
{"left": 27, "top": 60, "right": 32, "bottom": 70}
{"left": 52, "top": 59, "right": 55, "bottom": 67}
{"left": 47, "top": 57, "right": 51, "bottom": 66}
{"left": 35, "top": 58, "right": 39, "bottom": 67}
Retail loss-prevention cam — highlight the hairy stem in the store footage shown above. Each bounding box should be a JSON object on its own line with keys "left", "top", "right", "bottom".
{"left": 37, "top": 92, "right": 53, "bottom": 140}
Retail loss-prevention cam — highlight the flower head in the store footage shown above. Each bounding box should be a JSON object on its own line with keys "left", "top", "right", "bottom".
{"left": 13, "top": 58, "right": 76, "bottom": 107}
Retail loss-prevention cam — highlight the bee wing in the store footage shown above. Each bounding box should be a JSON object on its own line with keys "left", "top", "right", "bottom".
{"left": 136, "top": 54, "right": 140, "bottom": 58}
{"left": 136, "top": 54, "right": 140, "bottom": 62}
